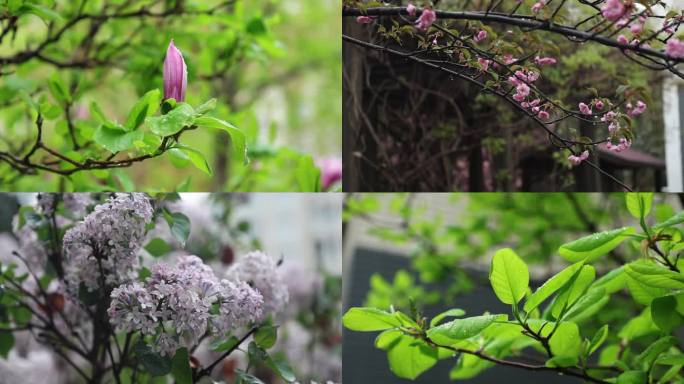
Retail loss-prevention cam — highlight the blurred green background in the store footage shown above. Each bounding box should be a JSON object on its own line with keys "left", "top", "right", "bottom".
{"left": 0, "top": 0, "right": 341, "bottom": 191}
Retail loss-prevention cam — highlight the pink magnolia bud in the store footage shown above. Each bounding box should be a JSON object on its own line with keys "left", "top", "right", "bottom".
{"left": 163, "top": 40, "right": 187, "bottom": 102}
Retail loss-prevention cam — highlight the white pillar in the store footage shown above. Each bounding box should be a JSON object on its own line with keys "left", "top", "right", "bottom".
{"left": 663, "top": 77, "right": 683, "bottom": 192}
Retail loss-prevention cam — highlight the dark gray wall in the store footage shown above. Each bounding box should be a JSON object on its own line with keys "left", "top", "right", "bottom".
{"left": 343, "top": 247, "right": 578, "bottom": 383}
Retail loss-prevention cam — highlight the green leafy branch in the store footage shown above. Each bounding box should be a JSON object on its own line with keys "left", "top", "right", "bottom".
{"left": 0, "top": 88, "right": 246, "bottom": 177}
{"left": 344, "top": 193, "right": 684, "bottom": 383}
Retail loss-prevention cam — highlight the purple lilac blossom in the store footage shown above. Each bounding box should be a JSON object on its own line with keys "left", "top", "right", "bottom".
{"left": 62, "top": 193, "right": 154, "bottom": 294}
{"left": 225, "top": 251, "right": 289, "bottom": 317}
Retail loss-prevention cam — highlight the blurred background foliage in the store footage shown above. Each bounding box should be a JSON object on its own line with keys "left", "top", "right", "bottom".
{"left": 0, "top": 0, "right": 341, "bottom": 191}
{"left": 343, "top": 193, "right": 683, "bottom": 309}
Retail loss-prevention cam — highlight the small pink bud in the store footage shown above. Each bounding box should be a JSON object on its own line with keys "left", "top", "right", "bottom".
{"left": 474, "top": 30, "right": 487, "bottom": 43}
{"left": 407, "top": 3, "right": 417, "bottom": 16}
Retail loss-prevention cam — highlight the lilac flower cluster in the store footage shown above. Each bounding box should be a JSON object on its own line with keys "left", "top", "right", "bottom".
{"left": 108, "top": 255, "right": 264, "bottom": 357}
{"left": 62, "top": 193, "right": 154, "bottom": 294}
{"left": 226, "top": 251, "right": 289, "bottom": 316}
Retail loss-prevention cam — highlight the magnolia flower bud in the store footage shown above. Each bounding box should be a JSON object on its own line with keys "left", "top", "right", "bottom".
{"left": 163, "top": 40, "right": 187, "bottom": 102}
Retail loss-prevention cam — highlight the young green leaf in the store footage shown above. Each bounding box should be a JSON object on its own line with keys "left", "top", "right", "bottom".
{"left": 342, "top": 307, "right": 402, "bottom": 331}
{"left": 18, "top": 3, "right": 63, "bottom": 22}
{"left": 625, "top": 273, "right": 667, "bottom": 305}
{"left": 430, "top": 308, "right": 466, "bottom": 328}
{"left": 616, "top": 370, "right": 647, "bottom": 384}
{"left": 551, "top": 265, "right": 595, "bottom": 319}
{"left": 194, "top": 98, "right": 217, "bottom": 115}
{"left": 171, "top": 347, "right": 192, "bottom": 384}
{"left": 651, "top": 296, "right": 683, "bottom": 333}
{"left": 265, "top": 356, "right": 296, "bottom": 382}
{"left": 171, "top": 146, "right": 213, "bottom": 176}
{"left": 653, "top": 211, "right": 684, "bottom": 230}
{"left": 588, "top": 324, "right": 608, "bottom": 356}
{"left": 558, "top": 227, "right": 635, "bottom": 262}
{"left": 524, "top": 261, "right": 584, "bottom": 313}
{"left": 93, "top": 123, "right": 144, "bottom": 153}
{"left": 147, "top": 103, "right": 195, "bottom": 136}
{"left": 636, "top": 336, "right": 677, "bottom": 371}
{"left": 625, "top": 193, "right": 653, "bottom": 219}
{"left": 656, "top": 354, "right": 684, "bottom": 366}
{"left": 386, "top": 335, "right": 438, "bottom": 379}
{"left": 624, "top": 260, "right": 684, "bottom": 289}
{"left": 125, "top": 89, "right": 162, "bottom": 131}
{"left": 134, "top": 341, "right": 172, "bottom": 376}
{"left": 162, "top": 210, "right": 191, "bottom": 247}
{"left": 194, "top": 116, "right": 246, "bottom": 162}
{"left": 47, "top": 73, "right": 70, "bottom": 104}
{"left": 547, "top": 322, "right": 581, "bottom": 366}
{"left": 489, "top": 248, "right": 529, "bottom": 305}
{"left": 426, "top": 314, "right": 506, "bottom": 345}
{"left": 144, "top": 238, "right": 172, "bottom": 257}
{"left": 255, "top": 325, "right": 278, "bottom": 349}
{"left": 0, "top": 331, "right": 14, "bottom": 358}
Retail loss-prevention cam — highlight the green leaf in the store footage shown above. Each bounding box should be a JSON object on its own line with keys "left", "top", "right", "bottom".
{"left": 653, "top": 212, "right": 684, "bottom": 230}
{"left": 625, "top": 193, "right": 653, "bottom": 219}
{"left": 93, "top": 123, "right": 144, "bottom": 153}
{"left": 562, "top": 287, "right": 606, "bottom": 321}
{"left": 636, "top": 336, "right": 677, "bottom": 370}
{"left": 194, "top": 116, "right": 246, "bottom": 162}
{"left": 78, "top": 283, "right": 99, "bottom": 306}
{"left": 162, "top": 211, "right": 191, "bottom": 247}
{"left": 558, "top": 227, "right": 635, "bottom": 262}
{"left": 489, "top": 248, "right": 529, "bottom": 305}
{"left": 0, "top": 331, "right": 14, "bottom": 358}
{"left": 656, "top": 354, "right": 684, "bottom": 366}
{"left": 616, "top": 370, "right": 647, "bottom": 384}
{"left": 625, "top": 273, "right": 667, "bottom": 305}
{"left": 125, "top": 89, "right": 162, "bottom": 131}
{"left": 342, "top": 307, "right": 402, "bottom": 331}
{"left": 625, "top": 261, "right": 684, "bottom": 289}
{"left": 548, "top": 322, "right": 581, "bottom": 365}
{"left": 265, "top": 356, "right": 296, "bottom": 382}
{"left": 524, "top": 261, "right": 584, "bottom": 312}
{"left": 551, "top": 265, "right": 596, "bottom": 319}
{"left": 592, "top": 266, "right": 626, "bottom": 294}
{"left": 19, "top": 3, "right": 63, "bottom": 22}
{"left": 651, "top": 296, "right": 683, "bottom": 333}
{"left": 171, "top": 146, "right": 213, "bottom": 176}
{"left": 426, "top": 314, "right": 506, "bottom": 345}
{"left": 171, "top": 347, "right": 192, "bottom": 384}
{"left": 47, "top": 73, "right": 70, "bottom": 104}
{"left": 235, "top": 369, "right": 265, "bottom": 384}
{"left": 194, "top": 98, "right": 217, "bottom": 115}
{"left": 386, "top": 336, "right": 438, "bottom": 379}
{"left": 147, "top": 103, "right": 195, "bottom": 136}
{"left": 144, "top": 238, "right": 172, "bottom": 257}
{"left": 430, "top": 308, "right": 465, "bottom": 328}
{"left": 294, "top": 155, "right": 321, "bottom": 191}
{"left": 134, "top": 341, "right": 172, "bottom": 376}
{"left": 255, "top": 325, "right": 278, "bottom": 349}
{"left": 90, "top": 101, "right": 107, "bottom": 123}
{"left": 210, "top": 336, "right": 239, "bottom": 352}
{"left": 588, "top": 325, "right": 608, "bottom": 356}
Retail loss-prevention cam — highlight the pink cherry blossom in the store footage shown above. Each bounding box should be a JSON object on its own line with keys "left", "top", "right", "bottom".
{"left": 503, "top": 54, "right": 516, "bottom": 64}
{"left": 356, "top": 16, "right": 374, "bottom": 24}
{"left": 579, "top": 102, "right": 592, "bottom": 115}
{"left": 532, "top": 1, "right": 546, "bottom": 13}
{"left": 595, "top": 100, "right": 605, "bottom": 110}
{"left": 474, "top": 30, "right": 487, "bottom": 42}
{"left": 407, "top": 3, "right": 417, "bottom": 17}
{"left": 666, "top": 38, "right": 684, "bottom": 58}
{"left": 617, "top": 35, "right": 629, "bottom": 45}
{"left": 478, "top": 57, "right": 491, "bottom": 71}
{"left": 534, "top": 56, "right": 557, "bottom": 66}
{"left": 538, "top": 110, "right": 550, "bottom": 120}
{"left": 601, "top": 0, "right": 626, "bottom": 22}
{"left": 627, "top": 100, "right": 647, "bottom": 117}
{"left": 568, "top": 150, "right": 589, "bottom": 166}
{"left": 415, "top": 8, "right": 437, "bottom": 31}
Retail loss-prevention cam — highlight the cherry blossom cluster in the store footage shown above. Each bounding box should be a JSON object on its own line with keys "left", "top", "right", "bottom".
{"left": 62, "top": 193, "right": 154, "bottom": 295}
{"left": 108, "top": 255, "right": 266, "bottom": 357}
